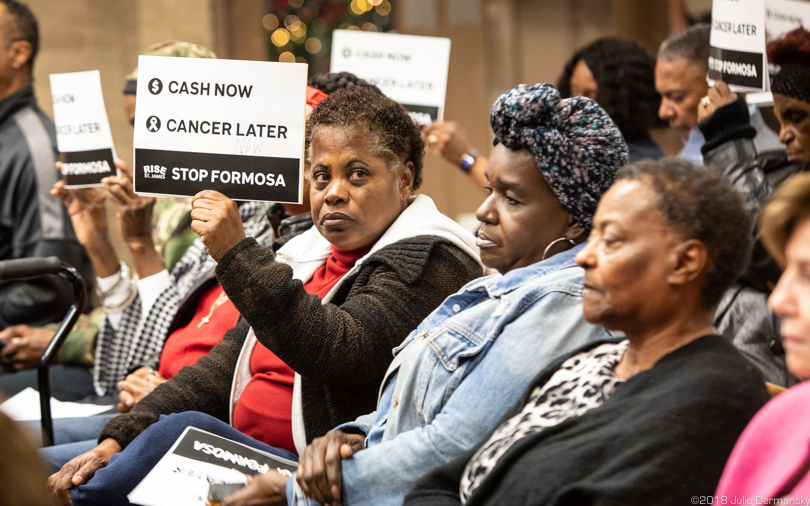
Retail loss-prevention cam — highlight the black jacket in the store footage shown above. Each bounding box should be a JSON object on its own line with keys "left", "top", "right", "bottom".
{"left": 0, "top": 86, "right": 93, "bottom": 328}
{"left": 404, "top": 336, "right": 770, "bottom": 506}
{"left": 700, "top": 96, "right": 805, "bottom": 387}
{"left": 99, "top": 235, "right": 482, "bottom": 448}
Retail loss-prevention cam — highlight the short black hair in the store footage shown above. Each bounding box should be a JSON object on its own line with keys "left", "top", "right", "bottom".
{"left": 557, "top": 37, "right": 661, "bottom": 141}
{"left": 617, "top": 158, "right": 752, "bottom": 309}
{"left": 0, "top": 0, "right": 38, "bottom": 73}
{"left": 305, "top": 86, "right": 424, "bottom": 190}
{"left": 657, "top": 23, "right": 711, "bottom": 71}
{"left": 308, "top": 72, "right": 383, "bottom": 96}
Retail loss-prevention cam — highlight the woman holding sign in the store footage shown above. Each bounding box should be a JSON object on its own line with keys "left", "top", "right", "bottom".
{"left": 49, "top": 86, "right": 484, "bottom": 505}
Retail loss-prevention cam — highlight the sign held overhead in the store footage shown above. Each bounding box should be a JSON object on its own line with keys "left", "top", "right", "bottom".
{"left": 133, "top": 56, "right": 307, "bottom": 203}
{"left": 330, "top": 30, "right": 451, "bottom": 127}
{"left": 709, "top": 0, "right": 770, "bottom": 92}
{"left": 49, "top": 70, "right": 118, "bottom": 188}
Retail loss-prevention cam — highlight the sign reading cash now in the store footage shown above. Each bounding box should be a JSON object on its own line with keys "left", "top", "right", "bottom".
{"left": 133, "top": 56, "right": 307, "bottom": 203}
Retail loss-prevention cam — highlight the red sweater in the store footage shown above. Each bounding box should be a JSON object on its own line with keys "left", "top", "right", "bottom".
{"left": 158, "top": 284, "right": 239, "bottom": 379}
{"left": 233, "top": 245, "right": 371, "bottom": 453}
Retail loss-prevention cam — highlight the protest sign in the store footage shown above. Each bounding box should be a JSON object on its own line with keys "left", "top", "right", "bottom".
{"left": 128, "top": 426, "right": 297, "bottom": 506}
{"left": 133, "top": 56, "right": 307, "bottom": 203}
{"left": 765, "top": 0, "right": 810, "bottom": 41}
{"left": 330, "top": 29, "right": 451, "bottom": 127}
{"left": 49, "top": 70, "right": 117, "bottom": 188}
{"left": 709, "top": 0, "right": 770, "bottom": 92}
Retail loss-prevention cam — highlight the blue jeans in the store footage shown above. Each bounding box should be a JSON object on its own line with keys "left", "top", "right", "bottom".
{"left": 29, "top": 411, "right": 117, "bottom": 450}
{"left": 69, "top": 411, "right": 297, "bottom": 506}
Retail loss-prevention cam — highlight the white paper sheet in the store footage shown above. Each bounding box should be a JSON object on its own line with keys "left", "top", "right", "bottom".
{"left": 0, "top": 387, "right": 113, "bottom": 421}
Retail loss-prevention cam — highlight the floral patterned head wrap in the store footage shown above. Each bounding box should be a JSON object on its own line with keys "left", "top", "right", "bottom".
{"left": 490, "top": 83, "right": 628, "bottom": 229}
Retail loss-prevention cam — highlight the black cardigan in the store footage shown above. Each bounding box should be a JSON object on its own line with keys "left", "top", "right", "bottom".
{"left": 405, "top": 335, "right": 770, "bottom": 506}
{"left": 100, "top": 235, "right": 481, "bottom": 448}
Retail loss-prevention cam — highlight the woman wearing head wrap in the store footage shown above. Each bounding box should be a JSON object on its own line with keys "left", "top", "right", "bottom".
{"left": 228, "top": 83, "right": 631, "bottom": 506}
{"left": 405, "top": 158, "right": 771, "bottom": 506}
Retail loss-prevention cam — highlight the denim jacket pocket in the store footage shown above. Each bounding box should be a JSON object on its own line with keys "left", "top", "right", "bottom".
{"left": 426, "top": 325, "right": 491, "bottom": 372}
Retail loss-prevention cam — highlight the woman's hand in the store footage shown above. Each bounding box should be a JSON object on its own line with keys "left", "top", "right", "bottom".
{"left": 103, "top": 159, "right": 156, "bottom": 249}
{"left": 296, "top": 430, "right": 366, "bottom": 505}
{"left": 698, "top": 81, "right": 739, "bottom": 123}
{"left": 51, "top": 174, "right": 108, "bottom": 249}
{"left": 422, "top": 121, "right": 473, "bottom": 166}
{"left": 191, "top": 190, "right": 246, "bottom": 262}
{"left": 0, "top": 324, "right": 54, "bottom": 371}
{"left": 221, "top": 473, "right": 290, "bottom": 506}
{"left": 51, "top": 175, "right": 120, "bottom": 277}
{"left": 116, "top": 366, "right": 166, "bottom": 413}
{"left": 48, "top": 438, "right": 122, "bottom": 505}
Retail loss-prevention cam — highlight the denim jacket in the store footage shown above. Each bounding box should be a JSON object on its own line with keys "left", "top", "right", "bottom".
{"left": 288, "top": 244, "right": 613, "bottom": 505}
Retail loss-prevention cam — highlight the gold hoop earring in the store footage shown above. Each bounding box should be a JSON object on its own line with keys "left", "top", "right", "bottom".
{"left": 542, "top": 237, "right": 576, "bottom": 261}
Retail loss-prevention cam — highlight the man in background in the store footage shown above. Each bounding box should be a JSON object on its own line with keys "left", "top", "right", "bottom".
{"left": 0, "top": 0, "right": 92, "bottom": 331}
{"left": 655, "top": 23, "right": 782, "bottom": 163}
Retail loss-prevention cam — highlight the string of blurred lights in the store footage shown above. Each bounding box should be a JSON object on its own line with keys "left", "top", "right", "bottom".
{"left": 264, "top": 0, "right": 392, "bottom": 71}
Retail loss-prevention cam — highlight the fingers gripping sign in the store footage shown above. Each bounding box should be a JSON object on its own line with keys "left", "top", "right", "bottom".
{"left": 191, "top": 190, "right": 246, "bottom": 262}
{"left": 697, "top": 81, "right": 739, "bottom": 124}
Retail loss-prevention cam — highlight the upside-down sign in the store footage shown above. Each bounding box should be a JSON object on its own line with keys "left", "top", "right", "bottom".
{"left": 133, "top": 56, "right": 307, "bottom": 203}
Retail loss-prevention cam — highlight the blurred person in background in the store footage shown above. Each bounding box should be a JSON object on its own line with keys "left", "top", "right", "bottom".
{"left": 0, "top": 40, "right": 219, "bottom": 405}
{"left": 0, "top": 410, "right": 55, "bottom": 505}
{"left": 557, "top": 37, "right": 664, "bottom": 163}
{"left": 0, "top": 0, "right": 93, "bottom": 332}
{"left": 655, "top": 23, "right": 781, "bottom": 164}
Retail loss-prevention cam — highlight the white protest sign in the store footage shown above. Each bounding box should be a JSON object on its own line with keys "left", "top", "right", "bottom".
{"left": 765, "top": 0, "right": 810, "bottom": 41}
{"left": 745, "top": 0, "right": 810, "bottom": 105}
{"left": 133, "top": 56, "right": 307, "bottom": 203}
{"left": 49, "top": 70, "right": 117, "bottom": 188}
{"left": 709, "top": 0, "right": 770, "bottom": 92}
{"left": 330, "top": 30, "right": 451, "bottom": 127}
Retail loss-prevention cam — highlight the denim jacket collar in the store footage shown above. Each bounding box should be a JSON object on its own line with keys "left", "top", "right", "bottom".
{"left": 481, "top": 243, "right": 584, "bottom": 298}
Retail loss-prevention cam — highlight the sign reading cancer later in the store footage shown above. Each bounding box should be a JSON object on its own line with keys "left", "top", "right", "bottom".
{"left": 49, "top": 70, "right": 117, "bottom": 188}
{"left": 709, "top": 0, "right": 770, "bottom": 92}
{"left": 330, "top": 30, "right": 451, "bottom": 127}
{"left": 133, "top": 56, "right": 306, "bottom": 203}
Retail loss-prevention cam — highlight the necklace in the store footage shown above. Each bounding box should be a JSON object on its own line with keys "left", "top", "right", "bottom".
{"left": 197, "top": 289, "right": 230, "bottom": 328}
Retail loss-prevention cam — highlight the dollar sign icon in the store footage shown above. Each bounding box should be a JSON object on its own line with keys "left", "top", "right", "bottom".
{"left": 148, "top": 78, "right": 163, "bottom": 95}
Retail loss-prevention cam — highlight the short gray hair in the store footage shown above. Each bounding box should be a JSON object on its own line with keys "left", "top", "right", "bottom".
{"left": 657, "top": 23, "right": 711, "bottom": 71}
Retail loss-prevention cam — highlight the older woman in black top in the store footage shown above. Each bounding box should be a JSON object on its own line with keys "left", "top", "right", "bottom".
{"left": 405, "top": 158, "right": 771, "bottom": 506}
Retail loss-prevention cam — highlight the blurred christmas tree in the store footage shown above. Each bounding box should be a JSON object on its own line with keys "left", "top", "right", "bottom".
{"left": 264, "top": 0, "right": 392, "bottom": 74}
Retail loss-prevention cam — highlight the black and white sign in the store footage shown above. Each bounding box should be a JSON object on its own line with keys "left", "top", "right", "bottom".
{"left": 133, "top": 56, "right": 307, "bottom": 203}
{"left": 128, "top": 426, "right": 297, "bottom": 506}
{"left": 330, "top": 30, "right": 451, "bottom": 127}
{"left": 709, "top": 0, "right": 770, "bottom": 92}
{"left": 49, "top": 70, "right": 118, "bottom": 188}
